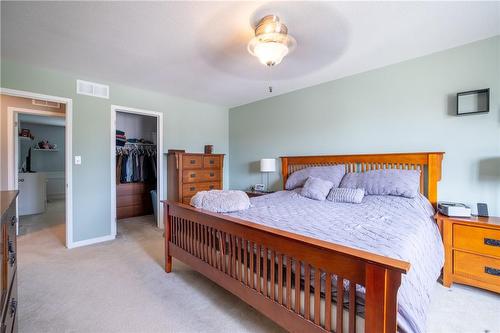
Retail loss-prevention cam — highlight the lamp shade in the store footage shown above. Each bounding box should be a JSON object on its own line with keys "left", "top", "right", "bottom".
{"left": 260, "top": 158, "right": 276, "bottom": 172}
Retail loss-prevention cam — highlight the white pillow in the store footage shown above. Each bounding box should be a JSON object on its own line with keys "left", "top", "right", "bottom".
{"left": 300, "top": 176, "right": 334, "bottom": 201}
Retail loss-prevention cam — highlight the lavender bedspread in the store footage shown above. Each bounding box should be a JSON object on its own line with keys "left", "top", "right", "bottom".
{"left": 228, "top": 190, "right": 444, "bottom": 333}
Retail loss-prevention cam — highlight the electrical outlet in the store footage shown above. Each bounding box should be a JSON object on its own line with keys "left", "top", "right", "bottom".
{"left": 74, "top": 156, "right": 82, "bottom": 165}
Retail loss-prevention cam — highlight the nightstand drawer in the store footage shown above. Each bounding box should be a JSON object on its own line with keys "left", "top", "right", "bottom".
{"left": 454, "top": 224, "right": 500, "bottom": 257}
{"left": 454, "top": 251, "right": 500, "bottom": 285}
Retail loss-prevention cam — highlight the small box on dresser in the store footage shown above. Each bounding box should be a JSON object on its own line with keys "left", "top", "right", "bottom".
{"left": 0, "top": 191, "right": 18, "bottom": 333}
{"left": 167, "top": 151, "right": 224, "bottom": 204}
{"left": 435, "top": 213, "right": 500, "bottom": 293}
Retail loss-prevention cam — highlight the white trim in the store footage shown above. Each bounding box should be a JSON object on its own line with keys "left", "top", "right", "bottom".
{"left": 70, "top": 234, "right": 115, "bottom": 248}
{"left": 111, "top": 105, "right": 164, "bottom": 232}
{"left": 2, "top": 87, "right": 74, "bottom": 249}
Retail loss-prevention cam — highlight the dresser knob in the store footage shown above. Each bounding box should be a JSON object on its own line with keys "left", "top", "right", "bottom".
{"left": 210, "top": 172, "right": 214, "bottom": 177}
{"left": 209, "top": 185, "right": 214, "bottom": 189}
{"left": 485, "top": 266, "right": 500, "bottom": 276}
{"left": 10, "top": 216, "right": 16, "bottom": 226}
{"left": 10, "top": 298, "right": 16, "bottom": 317}
{"left": 190, "top": 187, "right": 195, "bottom": 191}
{"left": 209, "top": 160, "right": 214, "bottom": 164}
{"left": 190, "top": 160, "right": 196, "bottom": 164}
{"left": 190, "top": 173, "right": 196, "bottom": 178}
{"left": 484, "top": 238, "right": 500, "bottom": 247}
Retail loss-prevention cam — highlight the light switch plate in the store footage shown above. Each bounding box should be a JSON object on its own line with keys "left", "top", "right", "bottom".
{"left": 74, "top": 156, "right": 82, "bottom": 165}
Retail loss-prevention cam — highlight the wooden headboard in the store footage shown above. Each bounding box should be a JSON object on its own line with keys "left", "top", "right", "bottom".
{"left": 280, "top": 152, "right": 444, "bottom": 207}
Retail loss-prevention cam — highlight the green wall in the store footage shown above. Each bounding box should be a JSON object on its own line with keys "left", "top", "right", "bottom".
{"left": 1, "top": 60, "right": 228, "bottom": 242}
{"left": 230, "top": 36, "right": 500, "bottom": 215}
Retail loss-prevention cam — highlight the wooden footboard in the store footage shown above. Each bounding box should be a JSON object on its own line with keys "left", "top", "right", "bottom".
{"left": 164, "top": 201, "right": 410, "bottom": 333}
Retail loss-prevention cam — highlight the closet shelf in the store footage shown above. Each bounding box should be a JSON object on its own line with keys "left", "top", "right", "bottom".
{"left": 33, "top": 148, "right": 59, "bottom": 152}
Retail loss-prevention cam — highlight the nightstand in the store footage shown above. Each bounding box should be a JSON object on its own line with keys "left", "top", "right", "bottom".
{"left": 245, "top": 191, "right": 273, "bottom": 198}
{"left": 435, "top": 213, "right": 500, "bottom": 293}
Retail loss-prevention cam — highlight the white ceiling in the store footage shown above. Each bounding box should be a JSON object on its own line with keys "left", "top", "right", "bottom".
{"left": 1, "top": 1, "right": 499, "bottom": 107}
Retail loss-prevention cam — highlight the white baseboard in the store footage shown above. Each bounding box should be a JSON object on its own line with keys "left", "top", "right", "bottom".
{"left": 68, "top": 234, "right": 115, "bottom": 249}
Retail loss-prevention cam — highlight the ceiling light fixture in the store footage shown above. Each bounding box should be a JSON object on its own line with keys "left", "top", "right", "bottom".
{"left": 248, "top": 15, "right": 296, "bottom": 67}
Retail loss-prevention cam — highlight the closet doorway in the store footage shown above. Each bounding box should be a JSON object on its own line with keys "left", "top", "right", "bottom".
{"left": 110, "top": 105, "right": 163, "bottom": 237}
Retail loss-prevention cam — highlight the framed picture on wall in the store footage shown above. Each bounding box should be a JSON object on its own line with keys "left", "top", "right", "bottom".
{"left": 456, "top": 88, "right": 489, "bottom": 115}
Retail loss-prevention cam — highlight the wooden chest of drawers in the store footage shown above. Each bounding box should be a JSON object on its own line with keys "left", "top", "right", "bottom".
{"left": 436, "top": 213, "right": 500, "bottom": 293}
{"left": 167, "top": 151, "right": 224, "bottom": 204}
{"left": 0, "top": 191, "right": 18, "bottom": 333}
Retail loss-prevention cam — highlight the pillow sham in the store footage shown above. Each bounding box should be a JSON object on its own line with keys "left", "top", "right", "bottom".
{"left": 327, "top": 187, "right": 365, "bottom": 203}
{"left": 300, "top": 176, "right": 334, "bottom": 201}
{"left": 285, "top": 165, "right": 345, "bottom": 190}
{"left": 339, "top": 169, "right": 420, "bottom": 198}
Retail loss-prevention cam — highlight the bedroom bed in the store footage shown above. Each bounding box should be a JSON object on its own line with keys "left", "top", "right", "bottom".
{"left": 162, "top": 152, "right": 444, "bottom": 333}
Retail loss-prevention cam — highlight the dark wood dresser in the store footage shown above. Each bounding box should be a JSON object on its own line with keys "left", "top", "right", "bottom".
{"left": 167, "top": 151, "right": 224, "bottom": 204}
{"left": 0, "top": 191, "right": 18, "bottom": 333}
{"left": 116, "top": 183, "right": 154, "bottom": 219}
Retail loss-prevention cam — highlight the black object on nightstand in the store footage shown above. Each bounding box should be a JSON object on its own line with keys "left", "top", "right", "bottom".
{"left": 477, "top": 203, "right": 489, "bottom": 217}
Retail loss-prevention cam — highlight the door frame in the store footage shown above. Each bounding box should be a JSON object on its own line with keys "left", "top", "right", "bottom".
{"left": 110, "top": 105, "right": 164, "bottom": 235}
{"left": 1, "top": 87, "right": 74, "bottom": 248}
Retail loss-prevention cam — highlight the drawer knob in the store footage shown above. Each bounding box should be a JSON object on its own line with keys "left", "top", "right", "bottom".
{"left": 190, "top": 173, "right": 196, "bottom": 178}
{"left": 209, "top": 185, "right": 214, "bottom": 189}
{"left": 210, "top": 172, "right": 214, "bottom": 177}
{"left": 190, "top": 187, "right": 195, "bottom": 191}
{"left": 485, "top": 266, "right": 500, "bottom": 276}
{"left": 8, "top": 240, "right": 14, "bottom": 253}
{"left": 209, "top": 160, "right": 214, "bottom": 164}
{"left": 190, "top": 160, "right": 196, "bottom": 164}
{"left": 9, "top": 252, "right": 15, "bottom": 266}
{"left": 10, "top": 216, "right": 16, "bottom": 226}
{"left": 484, "top": 238, "right": 500, "bottom": 247}
{"left": 10, "top": 298, "right": 16, "bottom": 317}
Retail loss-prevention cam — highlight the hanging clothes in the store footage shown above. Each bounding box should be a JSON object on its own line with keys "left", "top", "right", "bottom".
{"left": 116, "top": 144, "right": 157, "bottom": 184}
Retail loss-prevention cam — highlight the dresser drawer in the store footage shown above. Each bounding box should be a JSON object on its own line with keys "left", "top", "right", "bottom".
{"left": 182, "top": 182, "right": 221, "bottom": 197}
{"left": 203, "top": 156, "right": 220, "bottom": 169}
{"left": 5, "top": 230, "right": 16, "bottom": 291}
{"left": 182, "top": 170, "right": 220, "bottom": 183}
{"left": 182, "top": 196, "right": 193, "bottom": 205}
{"left": 454, "top": 224, "right": 500, "bottom": 257}
{"left": 454, "top": 250, "right": 500, "bottom": 285}
{"left": 182, "top": 155, "right": 203, "bottom": 169}
{"left": 2, "top": 274, "right": 16, "bottom": 333}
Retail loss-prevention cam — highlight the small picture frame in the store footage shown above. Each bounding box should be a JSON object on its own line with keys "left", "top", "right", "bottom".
{"left": 456, "top": 88, "right": 489, "bottom": 116}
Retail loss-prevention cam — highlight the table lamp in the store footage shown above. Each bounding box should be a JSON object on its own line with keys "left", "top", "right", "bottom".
{"left": 260, "top": 158, "right": 276, "bottom": 191}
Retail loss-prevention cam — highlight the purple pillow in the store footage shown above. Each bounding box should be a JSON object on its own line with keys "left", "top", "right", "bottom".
{"left": 339, "top": 169, "right": 420, "bottom": 198}
{"left": 285, "top": 165, "right": 345, "bottom": 190}
{"left": 300, "top": 176, "right": 334, "bottom": 201}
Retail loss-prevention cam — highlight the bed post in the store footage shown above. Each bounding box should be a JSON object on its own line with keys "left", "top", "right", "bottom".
{"left": 365, "top": 263, "right": 401, "bottom": 332}
{"left": 281, "top": 157, "right": 288, "bottom": 190}
{"left": 427, "top": 153, "right": 444, "bottom": 209}
{"left": 164, "top": 202, "right": 172, "bottom": 273}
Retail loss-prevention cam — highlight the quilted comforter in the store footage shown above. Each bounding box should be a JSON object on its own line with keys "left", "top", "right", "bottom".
{"left": 228, "top": 190, "right": 444, "bottom": 333}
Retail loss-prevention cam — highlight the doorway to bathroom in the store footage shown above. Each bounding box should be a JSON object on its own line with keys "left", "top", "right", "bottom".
{"left": 17, "top": 114, "right": 66, "bottom": 239}
{"left": 2, "top": 88, "right": 74, "bottom": 248}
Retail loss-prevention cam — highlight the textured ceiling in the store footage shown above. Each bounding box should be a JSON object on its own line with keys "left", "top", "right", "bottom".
{"left": 2, "top": 1, "right": 499, "bottom": 107}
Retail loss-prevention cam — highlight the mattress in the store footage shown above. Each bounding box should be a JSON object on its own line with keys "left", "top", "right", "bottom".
{"left": 228, "top": 189, "right": 444, "bottom": 333}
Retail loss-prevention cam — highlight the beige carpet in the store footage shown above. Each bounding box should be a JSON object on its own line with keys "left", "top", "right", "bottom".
{"left": 18, "top": 215, "right": 499, "bottom": 333}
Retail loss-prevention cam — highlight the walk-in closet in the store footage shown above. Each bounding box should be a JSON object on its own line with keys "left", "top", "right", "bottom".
{"left": 115, "top": 111, "right": 158, "bottom": 225}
